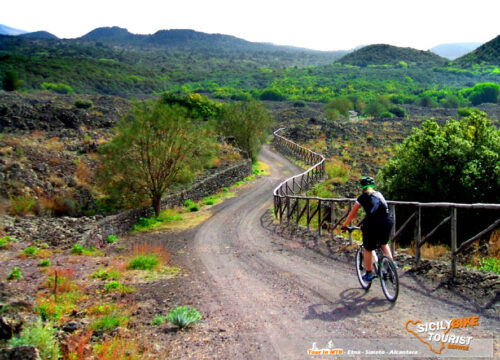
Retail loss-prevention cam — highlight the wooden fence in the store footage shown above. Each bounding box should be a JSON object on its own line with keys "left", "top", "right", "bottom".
{"left": 272, "top": 128, "right": 500, "bottom": 279}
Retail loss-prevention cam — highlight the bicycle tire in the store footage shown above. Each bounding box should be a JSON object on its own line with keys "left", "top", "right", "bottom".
{"left": 355, "top": 247, "right": 372, "bottom": 290}
{"left": 379, "top": 256, "right": 399, "bottom": 302}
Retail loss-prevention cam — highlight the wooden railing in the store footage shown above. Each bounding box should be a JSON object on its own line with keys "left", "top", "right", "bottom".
{"left": 272, "top": 128, "right": 500, "bottom": 279}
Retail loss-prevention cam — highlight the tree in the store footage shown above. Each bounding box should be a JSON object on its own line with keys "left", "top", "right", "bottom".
{"left": 2, "top": 70, "right": 20, "bottom": 91}
{"left": 468, "top": 82, "right": 500, "bottom": 105}
{"left": 378, "top": 110, "right": 500, "bottom": 204}
{"left": 324, "top": 97, "right": 353, "bottom": 117}
{"left": 99, "top": 100, "right": 215, "bottom": 216}
{"left": 217, "top": 100, "right": 271, "bottom": 163}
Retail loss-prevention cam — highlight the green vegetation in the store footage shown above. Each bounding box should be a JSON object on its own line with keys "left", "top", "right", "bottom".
{"left": 91, "top": 314, "right": 128, "bottom": 332}
{"left": 8, "top": 320, "right": 60, "bottom": 360}
{"left": 378, "top": 110, "right": 500, "bottom": 204}
{"left": 132, "top": 209, "right": 184, "bottom": 232}
{"left": 166, "top": 306, "right": 202, "bottom": 329}
{"left": 2, "top": 70, "right": 20, "bottom": 91}
{"left": 7, "top": 266, "right": 22, "bottom": 280}
{"left": 106, "top": 234, "right": 118, "bottom": 244}
{"left": 184, "top": 199, "right": 200, "bottom": 212}
{"left": 0, "top": 236, "right": 18, "bottom": 249}
{"left": 39, "top": 259, "right": 51, "bottom": 267}
{"left": 477, "top": 257, "right": 500, "bottom": 274}
{"left": 91, "top": 268, "right": 121, "bottom": 280}
{"left": 217, "top": 99, "right": 271, "bottom": 162}
{"left": 99, "top": 99, "right": 216, "bottom": 216}
{"left": 23, "top": 245, "right": 37, "bottom": 256}
{"left": 71, "top": 244, "right": 103, "bottom": 256}
{"left": 153, "top": 315, "right": 165, "bottom": 326}
{"left": 127, "top": 254, "right": 160, "bottom": 270}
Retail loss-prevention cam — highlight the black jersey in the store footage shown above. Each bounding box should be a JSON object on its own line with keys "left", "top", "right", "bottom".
{"left": 356, "top": 191, "right": 390, "bottom": 221}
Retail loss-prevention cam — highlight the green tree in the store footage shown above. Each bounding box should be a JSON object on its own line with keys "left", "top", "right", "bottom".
{"left": 468, "top": 82, "right": 500, "bottom": 105}
{"left": 218, "top": 100, "right": 271, "bottom": 162}
{"left": 99, "top": 100, "right": 216, "bottom": 216}
{"left": 324, "top": 97, "right": 353, "bottom": 117}
{"left": 378, "top": 110, "right": 500, "bottom": 204}
{"left": 2, "top": 70, "right": 20, "bottom": 91}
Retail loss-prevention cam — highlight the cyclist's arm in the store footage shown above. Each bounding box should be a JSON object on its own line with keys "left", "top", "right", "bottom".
{"left": 342, "top": 202, "right": 360, "bottom": 228}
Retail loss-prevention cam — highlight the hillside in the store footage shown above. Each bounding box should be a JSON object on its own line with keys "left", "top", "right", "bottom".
{"left": 339, "top": 44, "right": 448, "bottom": 67}
{"left": 454, "top": 35, "right": 500, "bottom": 67}
{"left": 430, "top": 42, "right": 482, "bottom": 60}
{"left": 19, "top": 31, "right": 58, "bottom": 39}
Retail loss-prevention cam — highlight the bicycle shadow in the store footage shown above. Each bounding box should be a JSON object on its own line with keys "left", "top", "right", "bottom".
{"left": 304, "top": 288, "right": 396, "bottom": 323}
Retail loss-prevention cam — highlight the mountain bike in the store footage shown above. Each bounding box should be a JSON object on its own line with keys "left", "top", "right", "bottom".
{"left": 345, "top": 226, "right": 399, "bottom": 302}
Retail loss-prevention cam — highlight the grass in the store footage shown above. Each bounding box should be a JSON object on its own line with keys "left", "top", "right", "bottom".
{"left": 91, "top": 314, "right": 128, "bottom": 332}
{"left": 39, "top": 259, "right": 51, "bottom": 267}
{"left": 106, "top": 234, "right": 118, "bottom": 244}
{"left": 252, "top": 161, "right": 270, "bottom": 176}
{"left": 474, "top": 257, "right": 500, "bottom": 275}
{"left": 71, "top": 244, "right": 104, "bottom": 256}
{"left": 152, "top": 315, "right": 165, "bottom": 326}
{"left": 91, "top": 267, "right": 121, "bottom": 280}
{"left": 104, "top": 281, "right": 134, "bottom": 293}
{"left": 127, "top": 254, "right": 160, "bottom": 270}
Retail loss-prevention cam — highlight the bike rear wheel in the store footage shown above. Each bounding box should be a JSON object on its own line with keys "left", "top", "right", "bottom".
{"left": 379, "top": 256, "right": 399, "bottom": 302}
{"left": 355, "top": 247, "right": 372, "bottom": 290}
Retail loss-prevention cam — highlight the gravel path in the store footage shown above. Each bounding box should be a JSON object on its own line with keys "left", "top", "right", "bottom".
{"left": 189, "top": 145, "right": 499, "bottom": 359}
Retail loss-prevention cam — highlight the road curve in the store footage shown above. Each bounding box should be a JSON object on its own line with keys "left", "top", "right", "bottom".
{"left": 193, "top": 145, "right": 499, "bottom": 359}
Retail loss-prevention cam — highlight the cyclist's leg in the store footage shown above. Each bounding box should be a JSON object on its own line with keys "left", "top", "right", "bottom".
{"left": 380, "top": 244, "right": 393, "bottom": 260}
{"left": 364, "top": 248, "right": 373, "bottom": 271}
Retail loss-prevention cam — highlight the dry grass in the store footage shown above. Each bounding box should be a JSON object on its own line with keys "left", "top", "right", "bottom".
{"left": 75, "top": 161, "right": 93, "bottom": 184}
{"left": 489, "top": 229, "right": 500, "bottom": 258}
{"left": 130, "top": 242, "right": 169, "bottom": 266}
{"left": 402, "top": 241, "right": 450, "bottom": 260}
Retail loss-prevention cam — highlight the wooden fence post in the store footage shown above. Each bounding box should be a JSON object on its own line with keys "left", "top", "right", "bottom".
{"left": 415, "top": 206, "right": 422, "bottom": 264}
{"left": 390, "top": 205, "right": 396, "bottom": 255}
{"left": 451, "top": 207, "right": 458, "bottom": 279}
{"left": 318, "top": 199, "right": 322, "bottom": 236}
{"left": 306, "top": 198, "right": 310, "bottom": 231}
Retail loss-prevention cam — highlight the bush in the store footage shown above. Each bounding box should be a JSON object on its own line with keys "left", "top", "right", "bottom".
{"left": 91, "top": 314, "right": 128, "bottom": 332}
{"left": 259, "top": 89, "right": 286, "bottom": 101}
{"left": 0, "top": 236, "right": 17, "bottom": 249}
{"left": 293, "top": 100, "right": 306, "bottom": 108}
{"left": 73, "top": 99, "right": 93, "bottom": 109}
{"left": 23, "top": 246, "right": 37, "bottom": 256}
{"left": 71, "top": 244, "right": 84, "bottom": 255}
{"left": 7, "top": 267, "right": 22, "bottom": 280}
{"left": 388, "top": 106, "right": 406, "bottom": 117}
{"left": 468, "top": 82, "right": 500, "bottom": 105}
{"left": 127, "top": 254, "right": 159, "bottom": 270}
{"left": 8, "top": 320, "right": 60, "bottom": 360}
{"left": 324, "top": 97, "right": 353, "bottom": 116}
{"left": 9, "top": 195, "right": 36, "bottom": 216}
{"left": 39, "top": 259, "right": 51, "bottom": 267}
{"left": 166, "top": 306, "right": 201, "bottom": 329}
{"left": 184, "top": 199, "right": 199, "bottom": 212}
{"left": 478, "top": 257, "right": 500, "bottom": 274}
{"left": 2, "top": 70, "right": 20, "bottom": 91}
{"left": 152, "top": 315, "right": 165, "bottom": 326}
{"left": 40, "top": 82, "right": 74, "bottom": 94}
{"left": 106, "top": 235, "right": 118, "bottom": 244}
{"left": 91, "top": 268, "right": 121, "bottom": 280}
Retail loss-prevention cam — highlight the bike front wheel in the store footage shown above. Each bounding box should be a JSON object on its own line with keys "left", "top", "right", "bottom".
{"left": 355, "top": 247, "right": 372, "bottom": 290}
{"left": 379, "top": 257, "right": 399, "bottom": 302}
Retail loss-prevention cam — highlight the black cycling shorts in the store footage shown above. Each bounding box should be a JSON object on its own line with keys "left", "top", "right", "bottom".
{"left": 361, "top": 217, "right": 393, "bottom": 251}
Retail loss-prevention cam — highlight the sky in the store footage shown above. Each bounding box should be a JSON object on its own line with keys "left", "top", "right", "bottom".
{"left": 3, "top": 0, "right": 500, "bottom": 51}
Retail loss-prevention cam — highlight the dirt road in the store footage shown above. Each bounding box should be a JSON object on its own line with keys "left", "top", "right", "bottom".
{"left": 182, "top": 145, "right": 499, "bottom": 359}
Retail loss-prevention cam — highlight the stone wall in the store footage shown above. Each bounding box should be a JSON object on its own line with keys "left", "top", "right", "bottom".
{"left": 83, "top": 159, "right": 252, "bottom": 247}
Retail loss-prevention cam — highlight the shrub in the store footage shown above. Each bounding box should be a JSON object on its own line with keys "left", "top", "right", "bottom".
{"left": 104, "top": 281, "right": 120, "bottom": 291}
{"left": 166, "top": 306, "right": 201, "bottom": 329}
{"left": 184, "top": 199, "right": 199, "bottom": 212}
{"left": 2, "top": 70, "right": 20, "bottom": 91}
{"left": 7, "top": 267, "right": 22, "bottom": 280}
{"left": 325, "top": 97, "right": 353, "bottom": 116}
{"left": 388, "top": 106, "right": 406, "bottom": 117}
{"left": 23, "top": 246, "right": 37, "bottom": 256}
{"left": 91, "top": 268, "right": 121, "bottom": 280}
{"left": 40, "top": 82, "right": 74, "bottom": 94}
{"left": 293, "top": 100, "right": 306, "bottom": 108}
{"left": 127, "top": 254, "right": 159, "bottom": 270}
{"left": 73, "top": 99, "right": 93, "bottom": 109}
{"left": 259, "top": 88, "right": 285, "bottom": 101}
{"left": 9, "top": 195, "right": 36, "bottom": 216}
{"left": 8, "top": 320, "right": 60, "bottom": 360}
{"left": 71, "top": 244, "right": 84, "bottom": 255}
{"left": 478, "top": 257, "right": 500, "bottom": 275}
{"left": 106, "top": 235, "right": 118, "bottom": 244}
{"left": 0, "top": 236, "right": 17, "bottom": 249}
{"left": 39, "top": 259, "right": 51, "bottom": 267}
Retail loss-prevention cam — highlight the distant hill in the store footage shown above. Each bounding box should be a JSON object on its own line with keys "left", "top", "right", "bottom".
{"left": 339, "top": 44, "right": 448, "bottom": 67}
{"left": 80, "top": 26, "right": 347, "bottom": 57}
{"left": 453, "top": 35, "right": 500, "bottom": 67}
{"left": 0, "top": 24, "right": 27, "bottom": 36}
{"left": 430, "top": 42, "right": 482, "bottom": 60}
{"left": 19, "top": 31, "right": 58, "bottom": 40}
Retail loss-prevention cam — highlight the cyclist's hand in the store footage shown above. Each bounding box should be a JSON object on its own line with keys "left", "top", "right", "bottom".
{"left": 341, "top": 226, "right": 348, "bottom": 232}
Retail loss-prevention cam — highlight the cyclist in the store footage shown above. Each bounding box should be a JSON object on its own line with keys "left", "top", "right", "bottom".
{"left": 342, "top": 176, "right": 394, "bottom": 282}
